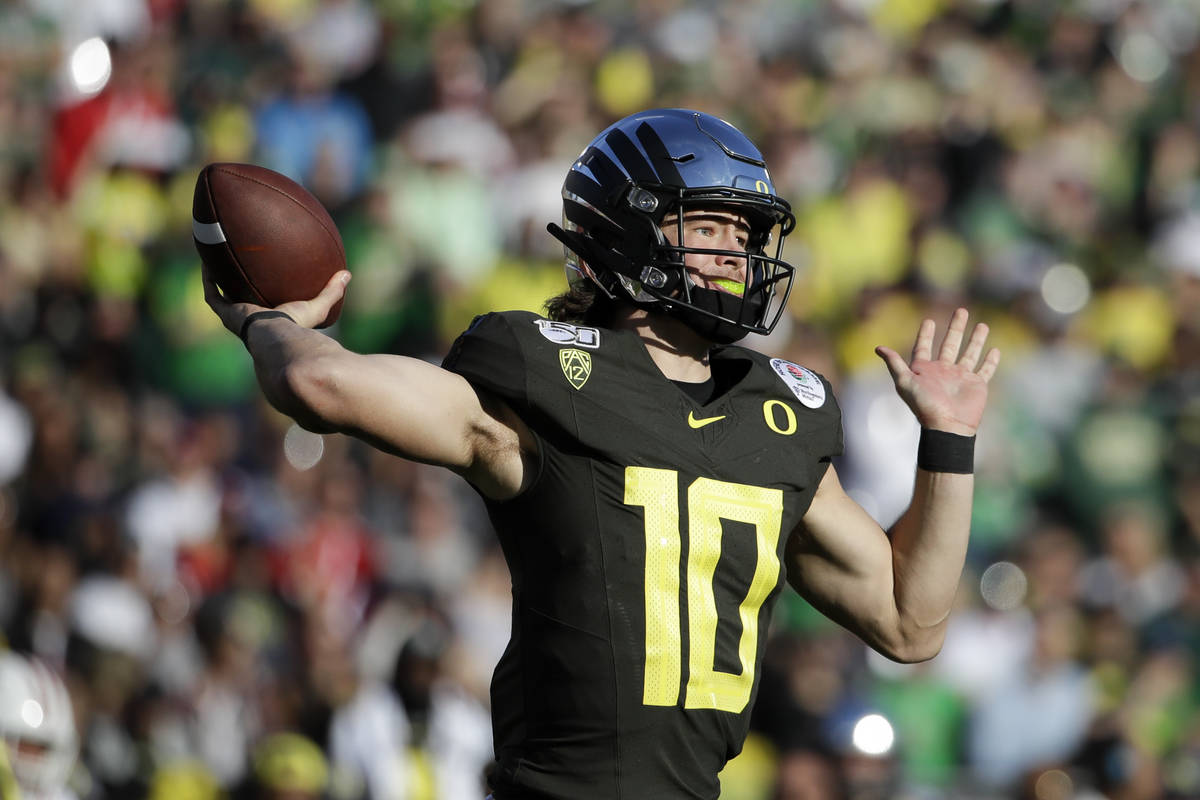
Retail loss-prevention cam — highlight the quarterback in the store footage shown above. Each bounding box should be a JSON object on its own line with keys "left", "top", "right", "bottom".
{"left": 204, "top": 109, "right": 1000, "bottom": 799}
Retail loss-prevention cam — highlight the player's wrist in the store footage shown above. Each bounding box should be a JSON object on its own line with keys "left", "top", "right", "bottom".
{"left": 917, "top": 428, "right": 975, "bottom": 474}
{"left": 239, "top": 310, "right": 296, "bottom": 342}
{"left": 917, "top": 414, "right": 976, "bottom": 436}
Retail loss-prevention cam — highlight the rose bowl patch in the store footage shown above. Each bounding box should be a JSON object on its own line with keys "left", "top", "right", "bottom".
{"left": 769, "top": 358, "right": 826, "bottom": 409}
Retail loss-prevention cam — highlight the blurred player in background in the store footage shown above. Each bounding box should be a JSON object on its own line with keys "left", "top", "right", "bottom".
{"left": 203, "top": 108, "right": 1000, "bottom": 799}
{"left": 0, "top": 652, "right": 78, "bottom": 800}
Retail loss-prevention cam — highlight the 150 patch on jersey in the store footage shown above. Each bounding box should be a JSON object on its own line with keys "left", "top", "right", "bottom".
{"left": 769, "top": 358, "right": 826, "bottom": 409}
{"left": 535, "top": 319, "right": 600, "bottom": 349}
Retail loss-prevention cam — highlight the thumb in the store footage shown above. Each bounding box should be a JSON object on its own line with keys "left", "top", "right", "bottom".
{"left": 277, "top": 270, "right": 351, "bottom": 328}
{"left": 309, "top": 270, "right": 351, "bottom": 326}
{"left": 317, "top": 270, "right": 351, "bottom": 305}
{"left": 875, "top": 346, "right": 911, "bottom": 384}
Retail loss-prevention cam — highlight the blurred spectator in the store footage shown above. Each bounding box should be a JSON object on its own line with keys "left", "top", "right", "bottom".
{"left": 933, "top": 603, "right": 1033, "bottom": 706}
{"left": 381, "top": 466, "right": 476, "bottom": 598}
{"left": 125, "top": 416, "right": 223, "bottom": 593}
{"left": 244, "top": 732, "right": 328, "bottom": 800}
{"left": 5, "top": 536, "right": 78, "bottom": 667}
{"left": 189, "top": 590, "right": 283, "bottom": 787}
{"left": 254, "top": 46, "right": 373, "bottom": 211}
{"left": 295, "top": 606, "right": 408, "bottom": 800}
{"left": 286, "top": 0, "right": 379, "bottom": 84}
{"left": 968, "top": 603, "right": 1094, "bottom": 789}
{"left": 391, "top": 617, "right": 493, "bottom": 800}
{"left": 273, "top": 454, "right": 378, "bottom": 633}
{"left": 773, "top": 745, "right": 846, "bottom": 800}
{"left": 1079, "top": 501, "right": 1186, "bottom": 626}
{"left": 147, "top": 760, "right": 223, "bottom": 800}
{"left": 0, "top": 386, "right": 32, "bottom": 486}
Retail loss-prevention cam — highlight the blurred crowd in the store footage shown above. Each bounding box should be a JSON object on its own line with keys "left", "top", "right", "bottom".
{"left": 0, "top": 0, "right": 1199, "bottom": 798}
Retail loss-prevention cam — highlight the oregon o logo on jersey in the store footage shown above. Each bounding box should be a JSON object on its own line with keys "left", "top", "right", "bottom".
{"left": 762, "top": 400, "right": 797, "bottom": 435}
{"left": 559, "top": 348, "right": 592, "bottom": 390}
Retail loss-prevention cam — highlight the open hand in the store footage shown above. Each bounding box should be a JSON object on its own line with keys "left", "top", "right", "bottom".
{"left": 875, "top": 308, "right": 1001, "bottom": 436}
{"left": 202, "top": 265, "right": 351, "bottom": 337}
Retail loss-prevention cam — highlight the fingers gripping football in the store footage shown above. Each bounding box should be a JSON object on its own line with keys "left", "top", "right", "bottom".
{"left": 203, "top": 263, "right": 350, "bottom": 337}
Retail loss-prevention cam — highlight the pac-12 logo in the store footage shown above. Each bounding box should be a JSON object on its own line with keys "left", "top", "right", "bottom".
{"left": 535, "top": 319, "right": 600, "bottom": 349}
{"left": 559, "top": 349, "right": 592, "bottom": 390}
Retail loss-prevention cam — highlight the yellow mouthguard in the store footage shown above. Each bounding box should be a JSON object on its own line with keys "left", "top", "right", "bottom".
{"left": 710, "top": 278, "right": 744, "bottom": 297}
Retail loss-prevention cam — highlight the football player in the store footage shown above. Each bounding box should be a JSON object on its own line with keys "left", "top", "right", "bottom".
{"left": 203, "top": 108, "right": 1000, "bottom": 799}
{"left": 0, "top": 652, "right": 78, "bottom": 800}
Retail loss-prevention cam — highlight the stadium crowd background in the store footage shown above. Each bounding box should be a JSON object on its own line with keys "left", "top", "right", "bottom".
{"left": 1, "top": 0, "right": 1199, "bottom": 798}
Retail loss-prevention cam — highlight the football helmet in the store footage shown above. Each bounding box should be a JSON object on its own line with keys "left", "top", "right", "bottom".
{"left": 0, "top": 652, "right": 78, "bottom": 797}
{"left": 547, "top": 108, "right": 796, "bottom": 344}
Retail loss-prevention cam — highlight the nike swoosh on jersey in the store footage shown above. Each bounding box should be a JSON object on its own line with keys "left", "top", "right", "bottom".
{"left": 687, "top": 411, "right": 726, "bottom": 429}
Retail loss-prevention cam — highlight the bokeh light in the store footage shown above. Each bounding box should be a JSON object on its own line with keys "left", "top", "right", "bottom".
{"left": 979, "top": 561, "right": 1028, "bottom": 611}
{"left": 158, "top": 580, "right": 193, "bottom": 627}
{"left": 20, "top": 699, "right": 44, "bottom": 729}
{"left": 1117, "top": 31, "right": 1170, "bottom": 83}
{"left": 69, "top": 37, "right": 112, "bottom": 96}
{"left": 1033, "top": 768, "right": 1074, "bottom": 800}
{"left": 852, "top": 713, "right": 895, "bottom": 756}
{"left": 283, "top": 423, "right": 324, "bottom": 470}
{"left": 1041, "top": 263, "right": 1091, "bottom": 314}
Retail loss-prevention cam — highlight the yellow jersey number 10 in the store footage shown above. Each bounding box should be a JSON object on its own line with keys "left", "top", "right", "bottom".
{"left": 624, "top": 467, "right": 784, "bottom": 714}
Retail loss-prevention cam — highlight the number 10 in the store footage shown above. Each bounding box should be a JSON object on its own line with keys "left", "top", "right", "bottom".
{"left": 624, "top": 467, "right": 784, "bottom": 714}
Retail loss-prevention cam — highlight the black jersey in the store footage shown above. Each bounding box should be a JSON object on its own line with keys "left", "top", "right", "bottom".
{"left": 442, "top": 311, "right": 843, "bottom": 800}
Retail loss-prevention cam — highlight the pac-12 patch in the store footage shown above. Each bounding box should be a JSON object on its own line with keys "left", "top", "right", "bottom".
{"left": 769, "top": 358, "right": 826, "bottom": 409}
{"left": 559, "top": 348, "right": 592, "bottom": 390}
{"left": 535, "top": 319, "right": 600, "bottom": 349}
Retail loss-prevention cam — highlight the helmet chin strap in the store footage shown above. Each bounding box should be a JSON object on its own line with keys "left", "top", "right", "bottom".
{"left": 666, "top": 280, "right": 763, "bottom": 345}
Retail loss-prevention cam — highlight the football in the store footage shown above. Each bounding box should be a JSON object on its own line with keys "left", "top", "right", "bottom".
{"left": 192, "top": 163, "right": 346, "bottom": 327}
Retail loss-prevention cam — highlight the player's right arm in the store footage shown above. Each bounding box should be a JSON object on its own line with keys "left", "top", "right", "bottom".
{"left": 203, "top": 267, "right": 534, "bottom": 500}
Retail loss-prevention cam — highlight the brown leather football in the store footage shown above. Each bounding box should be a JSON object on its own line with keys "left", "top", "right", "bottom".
{"left": 193, "top": 163, "right": 346, "bottom": 327}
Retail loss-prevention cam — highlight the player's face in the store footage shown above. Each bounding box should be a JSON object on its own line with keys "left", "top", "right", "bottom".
{"left": 660, "top": 209, "right": 751, "bottom": 297}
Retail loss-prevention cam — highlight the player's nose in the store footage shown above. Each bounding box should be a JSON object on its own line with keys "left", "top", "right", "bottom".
{"left": 715, "top": 239, "right": 748, "bottom": 277}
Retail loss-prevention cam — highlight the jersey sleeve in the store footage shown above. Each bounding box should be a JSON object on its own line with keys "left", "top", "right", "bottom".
{"left": 441, "top": 312, "right": 529, "bottom": 408}
{"left": 818, "top": 373, "right": 844, "bottom": 463}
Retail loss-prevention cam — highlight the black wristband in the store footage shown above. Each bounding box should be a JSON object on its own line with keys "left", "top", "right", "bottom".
{"left": 917, "top": 428, "right": 976, "bottom": 474}
{"left": 239, "top": 310, "right": 295, "bottom": 342}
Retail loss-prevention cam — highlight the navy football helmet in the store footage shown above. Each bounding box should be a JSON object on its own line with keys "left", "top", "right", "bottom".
{"left": 547, "top": 108, "right": 796, "bottom": 344}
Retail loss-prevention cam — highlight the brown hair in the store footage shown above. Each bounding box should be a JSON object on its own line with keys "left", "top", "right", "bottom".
{"left": 543, "top": 281, "right": 622, "bottom": 327}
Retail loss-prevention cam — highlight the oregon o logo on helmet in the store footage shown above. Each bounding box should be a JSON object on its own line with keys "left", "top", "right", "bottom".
{"left": 755, "top": 179, "right": 769, "bottom": 194}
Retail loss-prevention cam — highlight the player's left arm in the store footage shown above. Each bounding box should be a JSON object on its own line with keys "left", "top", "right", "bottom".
{"left": 786, "top": 308, "right": 1001, "bottom": 663}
